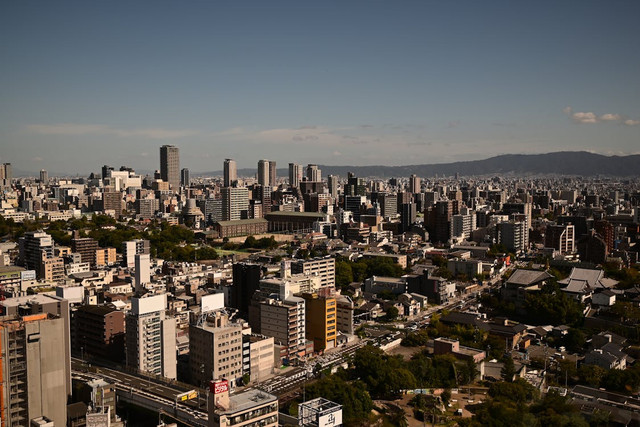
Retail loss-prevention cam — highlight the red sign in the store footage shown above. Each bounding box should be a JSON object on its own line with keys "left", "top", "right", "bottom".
{"left": 210, "top": 380, "right": 229, "bottom": 395}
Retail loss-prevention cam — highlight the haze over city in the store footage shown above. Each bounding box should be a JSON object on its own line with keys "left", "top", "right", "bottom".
{"left": 2, "top": 1, "right": 639, "bottom": 174}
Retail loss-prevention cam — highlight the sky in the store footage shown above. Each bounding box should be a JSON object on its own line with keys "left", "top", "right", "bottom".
{"left": 1, "top": 1, "right": 639, "bottom": 175}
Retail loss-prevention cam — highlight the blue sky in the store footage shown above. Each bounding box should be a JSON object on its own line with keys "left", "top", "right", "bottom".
{"left": 1, "top": 1, "right": 639, "bottom": 174}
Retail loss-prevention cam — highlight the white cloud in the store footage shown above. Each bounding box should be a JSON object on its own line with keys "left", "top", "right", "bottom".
{"left": 624, "top": 119, "right": 640, "bottom": 126}
{"left": 571, "top": 112, "right": 598, "bottom": 124}
{"left": 25, "top": 123, "right": 200, "bottom": 139}
{"left": 599, "top": 113, "right": 621, "bottom": 121}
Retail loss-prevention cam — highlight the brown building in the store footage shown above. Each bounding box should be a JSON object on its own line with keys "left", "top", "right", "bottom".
{"left": 265, "top": 211, "right": 325, "bottom": 233}
{"left": 95, "top": 247, "right": 117, "bottom": 266}
{"left": 102, "top": 189, "right": 123, "bottom": 214}
{"left": 73, "top": 305, "right": 125, "bottom": 362}
{"left": 71, "top": 237, "right": 99, "bottom": 267}
{"left": 213, "top": 218, "right": 268, "bottom": 238}
{"left": 40, "top": 256, "right": 64, "bottom": 283}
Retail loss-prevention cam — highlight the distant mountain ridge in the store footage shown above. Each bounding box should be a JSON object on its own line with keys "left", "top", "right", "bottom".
{"left": 206, "top": 152, "right": 640, "bottom": 178}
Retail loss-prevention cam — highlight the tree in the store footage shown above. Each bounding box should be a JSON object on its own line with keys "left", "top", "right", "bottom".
{"left": 501, "top": 356, "right": 516, "bottom": 382}
{"left": 385, "top": 306, "right": 399, "bottom": 322}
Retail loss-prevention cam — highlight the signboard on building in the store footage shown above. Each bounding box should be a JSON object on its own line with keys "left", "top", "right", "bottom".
{"left": 210, "top": 379, "right": 229, "bottom": 395}
{"left": 318, "top": 407, "right": 342, "bottom": 427}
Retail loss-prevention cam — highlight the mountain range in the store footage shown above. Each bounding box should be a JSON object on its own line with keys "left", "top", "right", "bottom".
{"left": 208, "top": 151, "right": 640, "bottom": 178}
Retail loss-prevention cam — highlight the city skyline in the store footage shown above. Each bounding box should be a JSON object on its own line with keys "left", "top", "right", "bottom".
{"left": 2, "top": 1, "right": 639, "bottom": 173}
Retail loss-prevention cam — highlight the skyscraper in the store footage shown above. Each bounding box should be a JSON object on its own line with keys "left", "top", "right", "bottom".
{"left": 0, "top": 163, "right": 12, "bottom": 188}
{"left": 257, "top": 160, "right": 270, "bottom": 187}
{"left": 269, "top": 160, "right": 277, "bottom": 187}
{"left": 289, "top": 163, "right": 301, "bottom": 188}
{"left": 160, "top": 145, "right": 180, "bottom": 191}
{"left": 181, "top": 167, "right": 190, "bottom": 187}
{"left": 224, "top": 159, "right": 237, "bottom": 187}
{"left": 306, "top": 164, "right": 321, "bottom": 182}
{"left": 221, "top": 187, "right": 249, "bottom": 221}
{"left": 39, "top": 169, "right": 48, "bottom": 184}
{"left": 409, "top": 174, "right": 421, "bottom": 194}
{"left": 327, "top": 175, "right": 338, "bottom": 196}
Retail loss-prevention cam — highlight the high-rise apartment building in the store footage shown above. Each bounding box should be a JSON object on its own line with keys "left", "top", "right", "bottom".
{"left": 223, "top": 159, "right": 237, "bottom": 188}
{"left": 160, "top": 145, "right": 180, "bottom": 191}
{"left": 18, "top": 231, "right": 54, "bottom": 277}
{"left": 123, "top": 239, "right": 150, "bottom": 268}
{"left": 135, "top": 253, "right": 151, "bottom": 292}
{"left": 545, "top": 224, "right": 575, "bottom": 254}
{"left": 0, "top": 163, "right": 12, "bottom": 188}
{"left": 189, "top": 311, "right": 243, "bottom": 388}
{"left": 290, "top": 257, "right": 335, "bottom": 288}
{"left": 71, "top": 236, "right": 99, "bottom": 267}
{"left": 289, "top": 163, "right": 302, "bottom": 188}
{"left": 496, "top": 220, "right": 527, "bottom": 254}
{"left": 260, "top": 296, "right": 306, "bottom": 362}
{"left": 257, "top": 159, "right": 270, "bottom": 187}
{"left": 126, "top": 294, "right": 177, "bottom": 379}
{"left": 221, "top": 187, "right": 249, "bottom": 221}
{"left": 73, "top": 305, "right": 125, "bottom": 362}
{"left": 0, "top": 313, "right": 70, "bottom": 426}
{"left": 39, "top": 169, "right": 48, "bottom": 184}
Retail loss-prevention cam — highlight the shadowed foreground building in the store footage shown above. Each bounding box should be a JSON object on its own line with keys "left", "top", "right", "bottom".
{"left": 0, "top": 313, "right": 70, "bottom": 426}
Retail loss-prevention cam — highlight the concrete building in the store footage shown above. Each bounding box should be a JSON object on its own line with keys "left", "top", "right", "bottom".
{"left": 123, "top": 239, "right": 150, "bottom": 268}
{"left": 242, "top": 334, "right": 275, "bottom": 383}
{"left": 257, "top": 160, "right": 270, "bottom": 187}
{"left": 71, "top": 236, "right": 99, "bottom": 267}
{"left": 189, "top": 311, "right": 243, "bottom": 388}
{"left": 125, "top": 294, "right": 177, "bottom": 379}
{"left": 18, "top": 231, "right": 54, "bottom": 278}
{"left": 0, "top": 313, "right": 70, "bottom": 426}
{"left": 409, "top": 174, "right": 421, "bottom": 194}
{"left": 496, "top": 220, "right": 528, "bottom": 254}
{"left": 302, "top": 293, "right": 337, "bottom": 353}
{"left": 268, "top": 161, "right": 277, "bottom": 187}
{"left": 160, "top": 145, "right": 180, "bottom": 191}
{"left": 221, "top": 187, "right": 249, "bottom": 221}
{"left": 546, "top": 224, "right": 576, "bottom": 254}
{"left": 134, "top": 253, "right": 151, "bottom": 292}
{"left": 260, "top": 296, "right": 306, "bottom": 363}
{"left": 95, "top": 247, "right": 117, "bottom": 266}
{"left": 213, "top": 218, "right": 269, "bottom": 239}
{"left": 306, "top": 164, "right": 321, "bottom": 182}
{"left": 289, "top": 163, "right": 302, "bottom": 188}
{"left": 291, "top": 257, "right": 335, "bottom": 288}
{"left": 223, "top": 159, "right": 237, "bottom": 188}
{"left": 336, "top": 295, "right": 355, "bottom": 335}
{"left": 40, "top": 256, "right": 65, "bottom": 283}
{"left": 327, "top": 174, "right": 338, "bottom": 196}
{"left": 181, "top": 168, "right": 190, "bottom": 187}
{"left": 231, "top": 263, "right": 262, "bottom": 314}
{"left": 73, "top": 305, "right": 125, "bottom": 362}
{"left": 208, "top": 380, "right": 278, "bottom": 427}
{"left": 299, "top": 397, "right": 342, "bottom": 427}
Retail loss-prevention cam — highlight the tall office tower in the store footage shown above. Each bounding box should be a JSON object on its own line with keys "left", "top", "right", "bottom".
{"left": 257, "top": 159, "right": 270, "bottom": 187}
{"left": 400, "top": 202, "right": 417, "bottom": 233}
{"left": 199, "top": 198, "right": 224, "bottom": 225}
{"left": 345, "top": 172, "right": 366, "bottom": 196}
{"left": 0, "top": 163, "right": 12, "bottom": 188}
{"left": 302, "top": 293, "right": 337, "bottom": 352}
{"left": 231, "top": 263, "right": 262, "bottom": 314}
{"left": 181, "top": 168, "right": 190, "bottom": 187}
{"left": 221, "top": 187, "right": 249, "bottom": 221}
{"left": 0, "top": 313, "right": 70, "bottom": 426}
{"left": 224, "top": 159, "right": 237, "bottom": 187}
{"left": 135, "top": 253, "right": 151, "bottom": 292}
{"left": 71, "top": 236, "right": 99, "bottom": 267}
{"left": 289, "top": 163, "right": 302, "bottom": 188}
{"left": 409, "top": 174, "right": 421, "bottom": 194}
{"left": 18, "top": 231, "right": 54, "bottom": 274}
{"left": 123, "top": 239, "right": 150, "bottom": 268}
{"left": 253, "top": 185, "right": 272, "bottom": 216}
{"left": 379, "top": 193, "right": 398, "bottom": 217}
{"left": 344, "top": 195, "right": 367, "bottom": 221}
{"left": 306, "top": 164, "right": 321, "bottom": 182}
{"left": 160, "top": 145, "right": 180, "bottom": 191}
{"left": 39, "top": 169, "right": 48, "bottom": 184}
{"left": 189, "top": 311, "right": 243, "bottom": 388}
{"left": 327, "top": 175, "right": 338, "bottom": 196}
{"left": 268, "top": 160, "right": 277, "bottom": 187}
{"left": 126, "top": 294, "right": 177, "bottom": 379}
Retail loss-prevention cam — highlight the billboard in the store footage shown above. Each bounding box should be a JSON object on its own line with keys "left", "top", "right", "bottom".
{"left": 318, "top": 408, "right": 342, "bottom": 427}
{"left": 210, "top": 379, "right": 229, "bottom": 395}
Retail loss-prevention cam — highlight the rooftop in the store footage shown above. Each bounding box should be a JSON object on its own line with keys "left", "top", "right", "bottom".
{"left": 224, "top": 389, "right": 277, "bottom": 414}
